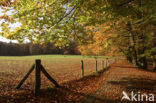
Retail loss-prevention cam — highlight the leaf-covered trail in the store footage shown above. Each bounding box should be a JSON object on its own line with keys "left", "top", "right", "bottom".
{"left": 80, "top": 59, "right": 156, "bottom": 103}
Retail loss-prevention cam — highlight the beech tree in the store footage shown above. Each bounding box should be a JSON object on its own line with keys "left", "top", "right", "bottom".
{"left": 0, "top": 0, "right": 156, "bottom": 69}
{"left": 77, "top": 0, "right": 156, "bottom": 69}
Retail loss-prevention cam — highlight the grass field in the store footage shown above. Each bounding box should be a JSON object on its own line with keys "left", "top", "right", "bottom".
{"left": 0, "top": 55, "right": 112, "bottom": 96}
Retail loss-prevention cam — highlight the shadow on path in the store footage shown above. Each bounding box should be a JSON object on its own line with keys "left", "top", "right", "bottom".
{"left": 80, "top": 59, "right": 156, "bottom": 103}
{"left": 108, "top": 77, "right": 156, "bottom": 92}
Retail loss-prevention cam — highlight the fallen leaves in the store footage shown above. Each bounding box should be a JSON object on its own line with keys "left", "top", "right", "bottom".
{"left": 1, "top": 59, "right": 155, "bottom": 103}
{"left": 0, "top": 66, "right": 110, "bottom": 103}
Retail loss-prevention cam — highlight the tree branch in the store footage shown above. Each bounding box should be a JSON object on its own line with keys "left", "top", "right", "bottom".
{"left": 118, "top": 0, "right": 135, "bottom": 7}
{"left": 47, "top": 6, "right": 77, "bottom": 30}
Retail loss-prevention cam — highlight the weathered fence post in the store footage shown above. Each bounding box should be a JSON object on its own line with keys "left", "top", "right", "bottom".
{"left": 108, "top": 58, "right": 109, "bottom": 66}
{"left": 34, "top": 59, "right": 41, "bottom": 95}
{"left": 102, "top": 60, "right": 104, "bottom": 69}
{"left": 106, "top": 58, "right": 108, "bottom": 67}
{"left": 16, "top": 64, "right": 35, "bottom": 89}
{"left": 40, "top": 64, "right": 59, "bottom": 87}
{"left": 95, "top": 59, "right": 98, "bottom": 72}
{"left": 81, "top": 60, "right": 84, "bottom": 77}
{"left": 16, "top": 59, "right": 59, "bottom": 95}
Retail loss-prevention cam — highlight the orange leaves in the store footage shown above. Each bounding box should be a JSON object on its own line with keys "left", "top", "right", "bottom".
{"left": 78, "top": 23, "right": 113, "bottom": 55}
{"left": 0, "top": 0, "right": 17, "bottom": 6}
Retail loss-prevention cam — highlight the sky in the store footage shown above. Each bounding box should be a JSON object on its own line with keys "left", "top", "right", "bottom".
{"left": 0, "top": 7, "right": 20, "bottom": 43}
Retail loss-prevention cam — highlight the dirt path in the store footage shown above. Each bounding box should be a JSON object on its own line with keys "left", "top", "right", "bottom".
{"left": 80, "top": 59, "right": 156, "bottom": 103}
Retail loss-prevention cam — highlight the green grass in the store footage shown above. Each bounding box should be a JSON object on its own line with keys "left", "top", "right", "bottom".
{"left": 0, "top": 54, "right": 109, "bottom": 60}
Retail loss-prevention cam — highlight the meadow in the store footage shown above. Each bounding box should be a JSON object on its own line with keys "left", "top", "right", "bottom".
{"left": 0, "top": 55, "right": 112, "bottom": 96}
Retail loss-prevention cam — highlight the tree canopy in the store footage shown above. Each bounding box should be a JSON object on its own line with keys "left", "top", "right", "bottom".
{"left": 0, "top": 0, "right": 156, "bottom": 69}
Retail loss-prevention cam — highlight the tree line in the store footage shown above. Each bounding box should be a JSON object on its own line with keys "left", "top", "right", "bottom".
{"left": 0, "top": 41, "right": 79, "bottom": 56}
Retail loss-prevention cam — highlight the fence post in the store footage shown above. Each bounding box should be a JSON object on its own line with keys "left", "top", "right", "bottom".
{"left": 95, "top": 59, "right": 98, "bottom": 72}
{"left": 81, "top": 60, "right": 84, "bottom": 77}
{"left": 16, "top": 59, "right": 59, "bottom": 95}
{"left": 106, "top": 58, "right": 108, "bottom": 67}
{"left": 16, "top": 64, "right": 35, "bottom": 89}
{"left": 35, "top": 59, "right": 41, "bottom": 95}
{"left": 102, "top": 60, "right": 104, "bottom": 69}
{"left": 108, "top": 58, "right": 109, "bottom": 66}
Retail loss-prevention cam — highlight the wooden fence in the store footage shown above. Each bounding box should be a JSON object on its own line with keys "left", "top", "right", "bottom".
{"left": 16, "top": 57, "right": 119, "bottom": 95}
{"left": 80, "top": 58, "right": 117, "bottom": 77}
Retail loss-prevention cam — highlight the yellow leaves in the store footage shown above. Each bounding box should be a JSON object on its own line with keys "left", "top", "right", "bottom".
{"left": 104, "top": 42, "right": 108, "bottom": 48}
{"left": 4, "top": 33, "right": 10, "bottom": 38}
{"left": 58, "top": 38, "right": 62, "bottom": 42}
{"left": 40, "top": 29, "right": 44, "bottom": 33}
{"left": 77, "top": 21, "right": 115, "bottom": 56}
{"left": 3, "top": 26, "right": 21, "bottom": 40}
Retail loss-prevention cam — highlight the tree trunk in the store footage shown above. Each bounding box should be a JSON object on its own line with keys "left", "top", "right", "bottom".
{"left": 126, "top": 21, "right": 138, "bottom": 66}
{"left": 137, "top": 35, "right": 147, "bottom": 69}
{"left": 137, "top": 0, "right": 147, "bottom": 69}
{"left": 153, "top": 57, "right": 156, "bottom": 70}
{"left": 152, "top": 24, "right": 156, "bottom": 70}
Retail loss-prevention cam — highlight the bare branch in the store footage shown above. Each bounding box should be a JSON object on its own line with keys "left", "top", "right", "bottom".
{"left": 47, "top": 6, "right": 78, "bottom": 30}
